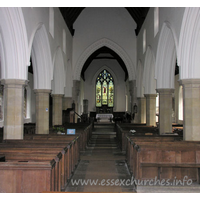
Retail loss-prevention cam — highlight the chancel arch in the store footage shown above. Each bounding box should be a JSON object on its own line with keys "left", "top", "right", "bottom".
{"left": 74, "top": 38, "right": 135, "bottom": 81}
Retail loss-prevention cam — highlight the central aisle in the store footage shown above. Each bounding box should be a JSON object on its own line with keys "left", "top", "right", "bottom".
{"left": 65, "top": 123, "right": 136, "bottom": 193}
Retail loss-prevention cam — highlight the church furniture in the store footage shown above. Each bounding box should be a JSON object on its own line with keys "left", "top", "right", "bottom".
{"left": 0, "top": 159, "right": 56, "bottom": 193}
{"left": 126, "top": 138, "right": 200, "bottom": 184}
{"left": 0, "top": 136, "right": 80, "bottom": 192}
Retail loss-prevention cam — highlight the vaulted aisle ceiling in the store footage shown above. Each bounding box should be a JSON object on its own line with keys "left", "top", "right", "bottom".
{"left": 59, "top": 7, "right": 150, "bottom": 35}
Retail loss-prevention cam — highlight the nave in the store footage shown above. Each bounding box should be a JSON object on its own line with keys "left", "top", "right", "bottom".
{"left": 66, "top": 123, "right": 135, "bottom": 193}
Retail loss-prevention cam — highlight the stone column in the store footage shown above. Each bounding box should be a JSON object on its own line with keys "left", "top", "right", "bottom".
{"left": 2, "top": 79, "right": 27, "bottom": 139}
{"left": 137, "top": 97, "right": 146, "bottom": 124}
{"left": 144, "top": 94, "right": 157, "bottom": 126}
{"left": 72, "top": 80, "right": 80, "bottom": 123}
{"left": 63, "top": 97, "right": 72, "bottom": 110}
{"left": 129, "top": 80, "right": 137, "bottom": 122}
{"left": 156, "top": 89, "right": 174, "bottom": 134}
{"left": 52, "top": 94, "right": 63, "bottom": 126}
{"left": 180, "top": 79, "right": 200, "bottom": 141}
{"left": 34, "top": 89, "right": 51, "bottom": 134}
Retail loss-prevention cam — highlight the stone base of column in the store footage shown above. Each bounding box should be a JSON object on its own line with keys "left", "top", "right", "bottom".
{"left": 2, "top": 79, "right": 27, "bottom": 139}
{"left": 34, "top": 89, "right": 51, "bottom": 134}
{"left": 180, "top": 79, "right": 200, "bottom": 141}
{"left": 144, "top": 94, "right": 157, "bottom": 126}
{"left": 52, "top": 94, "right": 63, "bottom": 126}
{"left": 156, "top": 89, "right": 174, "bottom": 135}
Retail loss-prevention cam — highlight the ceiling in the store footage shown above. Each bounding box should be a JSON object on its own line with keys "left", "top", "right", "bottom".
{"left": 81, "top": 46, "right": 128, "bottom": 81}
{"left": 59, "top": 7, "right": 150, "bottom": 81}
{"left": 59, "top": 7, "right": 150, "bottom": 36}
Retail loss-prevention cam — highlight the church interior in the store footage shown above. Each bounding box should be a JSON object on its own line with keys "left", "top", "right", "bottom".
{"left": 0, "top": 6, "right": 200, "bottom": 194}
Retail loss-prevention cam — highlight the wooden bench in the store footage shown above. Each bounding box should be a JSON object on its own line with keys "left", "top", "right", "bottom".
{"left": 0, "top": 135, "right": 80, "bottom": 192}
{"left": 0, "top": 147, "right": 65, "bottom": 192}
{"left": 140, "top": 163, "right": 200, "bottom": 183}
{"left": 126, "top": 138, "right": 200, "bottom": 184}
{"left": 0, "top": 160, "right": 56, "bottom": 193}
{"left": 125, "top": 135, "right": 182, "bottom": 173}
{"left": 116, "top": 124, "right": 160, "bottom": 151}
{"left": 0, "top": 122, "right": 94, "bottom": 193}
{"left": 2, "top": 137, "right": 80, "bottom": 186}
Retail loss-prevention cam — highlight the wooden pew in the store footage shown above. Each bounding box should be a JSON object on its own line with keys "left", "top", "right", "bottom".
{"left": 0, "top": 159, "right": 56, "bottom": 193}
{"left": 0, "top": 135, "right": 80, "bottom": 192}
{"left": 0, "top": 122, "right": 93, "bottom": 193}
{"left": 116, "top": 123, "right": 182, "bottom": 152}
{"left": 0, "top": 147, "right": 64, "bottom": 192}
{"left": 126, "top": 137, "right": 200, "bottom": 184}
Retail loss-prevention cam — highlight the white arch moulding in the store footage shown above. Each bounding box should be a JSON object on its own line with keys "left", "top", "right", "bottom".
{"left": 155, "top": 21, "right": 178, "bottom": 89}
{"left": 178, "top": 8, "right": 200, "bottom": 79}
{"left": 73, "top": 38, "right": 135, "bottom": 81}
{"left": 64, "top": 59, "right": 73, "bottom": 97}
{"left": 136, "top": 60, "right": 144, "bottom": 97}
{"left": 52, "top": 46, "right": 65, "bottom": 95}
{"left": 143, "top": 46, "right": 156, "bottom": 94}
{"left": 0, "top": 7, "right": 29, "bottom": 80}
{"left": 30, "top": 23, "right": 53, "bottom": 90}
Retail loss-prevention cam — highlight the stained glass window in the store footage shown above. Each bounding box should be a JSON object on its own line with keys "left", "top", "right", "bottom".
{"left": 96, "top": 80, "right": 101, "bottom": 107}
{"left": 96, "top": 69, "right": 114, "bottom": 107}
{"left": 108, "top": 80, "right": 114, "bottom": 107}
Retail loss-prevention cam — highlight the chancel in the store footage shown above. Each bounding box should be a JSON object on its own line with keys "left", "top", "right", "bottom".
{"left": 0, "top": 7, "right": 200, "bottom": 193}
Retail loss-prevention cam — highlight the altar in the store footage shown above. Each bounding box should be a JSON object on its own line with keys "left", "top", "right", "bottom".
{"left": 96, "top": 113, "right": 113, "bottom": 122}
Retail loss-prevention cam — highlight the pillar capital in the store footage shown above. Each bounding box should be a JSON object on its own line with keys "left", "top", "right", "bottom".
{"left": 137, "top": 97, "right": 146, "bottom": 100}
{"left": 156, "top": 88, "right": 175, "bottom": 94}
{"left": 179, "top": 79, "right": 200, "bottom": 88}
{"left": 34, "top": 89, "right": 51, "bottom": 94}
{"left": 51, "top": 94, "right": 64, "bottom": 98}
{"left": 144, "top": 94, "right": 157, "bottom": 98}
{"left": 1, "top": 79, "right": 28, "bottom": 88}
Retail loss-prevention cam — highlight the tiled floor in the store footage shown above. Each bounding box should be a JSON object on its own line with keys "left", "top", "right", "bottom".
{"left": 65, "top": 123, "right": 136, "bottom": 193}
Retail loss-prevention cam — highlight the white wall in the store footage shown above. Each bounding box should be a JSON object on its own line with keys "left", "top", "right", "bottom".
{"left": 73, "top": 7, "right": 137, "bottom": 80}
{"left": 137, "top": 7, "right": 185, "bottom": 69}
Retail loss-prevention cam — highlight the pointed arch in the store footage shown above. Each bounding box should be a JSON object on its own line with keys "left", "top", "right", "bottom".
{"left": 143, "top": 46, "right": 156, "bottom": 94}
{"left": 52, "top": 46, "right": 65, "bottom": 94}
{"left": 178, "top": 8, "right": 200, "bottom": 79}
{"left": 30, "top": 23, "right": 53, "bottom": 89}
{"left": 64, "top": 59, "right": 73, "bottom": 97}
{"left": 136, "top": 60, "right": 144, "bottom": 97}
{"left": 0, "top": 7, "right": 29, "bottom": 80}
{"left": 73, "top": 38, "right": 135, "bottom": 81}
{"left": 155, "top": 22, "right": 178, "bottom": 89}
